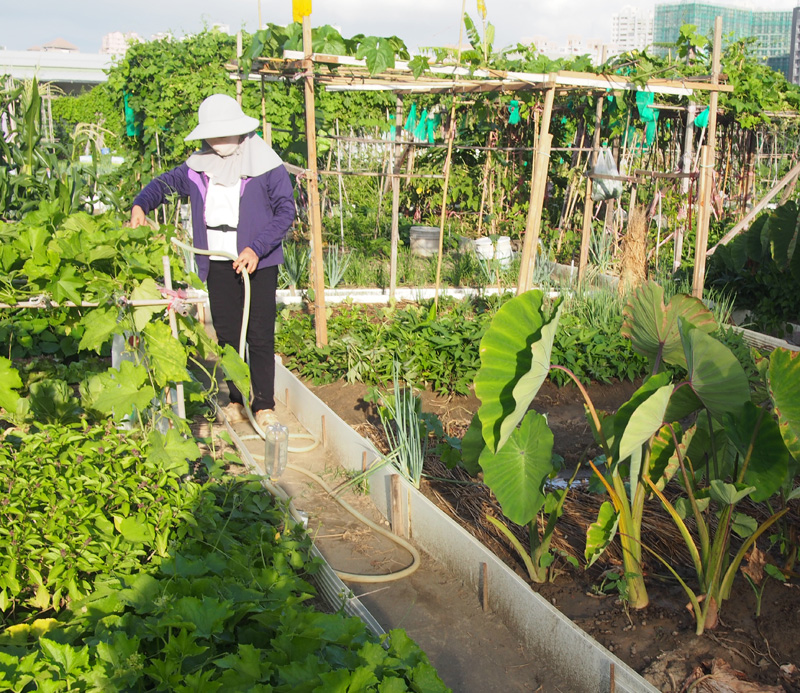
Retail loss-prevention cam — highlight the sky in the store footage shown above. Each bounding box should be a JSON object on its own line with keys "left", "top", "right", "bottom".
{"left": 3, "top": 0, "right": 800, "bottom": 54}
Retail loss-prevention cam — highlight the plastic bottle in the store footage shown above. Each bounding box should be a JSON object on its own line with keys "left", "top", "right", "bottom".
{"left": 264, "top": 423, "right": 289, "bottom": 479}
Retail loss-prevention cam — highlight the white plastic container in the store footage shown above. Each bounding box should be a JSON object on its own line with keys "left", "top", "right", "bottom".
{"left": 409, "top": 226, "right": 441, "bottom": 257}
{"left": 473, "top": 236, "right": 513, "bottom": 269}
{"left": 473, "top": 237, "right": 494, "bottom": 261}
{"left": 495, "top": 236, "right": 513, "bottom": 268}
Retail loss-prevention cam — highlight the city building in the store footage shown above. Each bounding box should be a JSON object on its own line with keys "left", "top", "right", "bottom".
{"left": 788, "top": 7, "right": 800, "bottom": 84}
{"left": 611, "top": 5, "right": 654, "bottom": 55}
{"left": 653, "top": 1, "right": 792, "bottom": 77}
{"left": 100, "top": 31, "right": 142, "bottom": 56}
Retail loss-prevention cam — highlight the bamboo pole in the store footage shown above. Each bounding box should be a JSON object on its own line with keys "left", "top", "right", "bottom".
{"left": 577, "top": 93, "right": 604, "bottom": 284}
{"left": 517, "top": 84, "right": 556, "bottom": 294}
{"left": 433, "top": 110, "right": 457, "bottom": 311}
{"left": 476, "top": 131, "right": 495, "bottom": 237}
{"left": 162, "top": 256, "right": 186, "bottom": 422}
{"left": 389, "top": 96, "right": 403, "bottom": 302}
{"left": 236, "top": 32, "right": 243, "bottom": 106}
{"left": 433, "top": 0, "right": 468, "bottom": 311}
{"left": 675, "top": 101, "right": 695, "bottom": 272}
{"left": 302, "top": 15, "right": 328, "bottom": 345}
{"left": 692, "top": 145, "right": 711, "bottom": 295}
{"left": 692, "top": 16, "right": 722, "bottom": 299}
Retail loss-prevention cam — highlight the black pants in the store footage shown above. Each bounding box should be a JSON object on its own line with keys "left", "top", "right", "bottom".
{"left": 207, "top": 261, "right": 278, "bottom": 411}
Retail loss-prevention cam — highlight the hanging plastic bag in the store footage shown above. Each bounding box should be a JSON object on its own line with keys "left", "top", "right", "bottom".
{"left": 591, "top": 148, "right": 623, "bottom": 202}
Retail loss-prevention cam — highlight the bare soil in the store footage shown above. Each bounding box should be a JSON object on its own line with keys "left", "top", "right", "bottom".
{"left": 306, "top": 377, "right": 800, "bottom": 693}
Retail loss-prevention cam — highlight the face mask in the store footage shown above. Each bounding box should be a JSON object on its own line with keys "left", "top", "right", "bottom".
{"left": 209, "top": 142, "right": 239, "bottom": 157}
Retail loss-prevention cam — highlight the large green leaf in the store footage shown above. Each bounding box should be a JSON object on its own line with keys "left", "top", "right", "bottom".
{"left": 143, "top": 321, "right": 190, "bottom": 387}
{"left": 78, "top": 306, "right": 120, "bottom": 354}
{"left": 50, "top": 265, "right": 85, "bottom": 306}
{"left": 611, "top": 372, "right": 671, "bottom": 462}
{"left": 617, "top": 382, "right": 674, "bottom": 468}
{"left": 475, "top": 291, "right": 562, "bottom": 452}
{"left": 681, "top": 319, "right": 750, "bottom": 422}
{"left": 85, "top": 361, "right": 155, "bottom": 419}
{"left": 621, "top": 281, "right": 716, "bottom": 370}
{"left": 459, "top": 413, "right": 485, "bottom": 476}
{"left": 114, "top": 514, "right": 156, "bottom": 544}
{"left": 28, "top": 380, "right": 81, "bottom": 423}
{"left": 769, "top": 348, "right": 800, "bottom": 462}
{"left": 767, "top": 201, "right": 798, "bottom": 270}
{"left": 130, "top": 277, "right": 163, "bottom": 332}
{"left": 585, "top": 501, "right": 619, "bottom": 568}
{"left": 724, "top": 402, "right": 789, "bottom": 502}
{"left": 0, "top": 357, "right": 22, "bottom": 413}
{"left": 649, "top": 423, "right": 681, "bottom": 491}
{"left": 478, "top": 411, "right": 555, "bottom": 526}
{"left": 147, "top": 428, "right": 201, "bottom": 474}
{"left": 220, "top": 345, "right": 251, "bottom": 405}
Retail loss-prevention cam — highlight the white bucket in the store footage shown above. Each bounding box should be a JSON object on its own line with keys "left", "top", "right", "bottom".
{"left": 473, "top": 236, "right": 512, "bottom": 268}
{"left": 496, "top": 236, "right": 512, "bottom": 268}
{"left": 474, "top": 237, "right": 494, "bottom": 261}
{"left": 409, "top": 226, "right": 441, "bottom": 257}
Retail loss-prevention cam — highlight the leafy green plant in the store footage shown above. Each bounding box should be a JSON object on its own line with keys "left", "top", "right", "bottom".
{"left": 0, "top": 422, "right": 201, "bottom": 617}
{"left": 0, "top": 471, "right": 449, "bottom": 691}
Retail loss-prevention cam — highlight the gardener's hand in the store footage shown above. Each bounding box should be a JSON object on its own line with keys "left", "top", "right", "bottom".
{"left": 233, "top": 247, "right": 259, "bottom": 274}
{"left": 129, "top": 205, "right": 146, "bottom": 228}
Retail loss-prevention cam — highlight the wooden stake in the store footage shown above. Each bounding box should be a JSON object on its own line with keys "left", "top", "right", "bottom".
{"left": 389, "top": 96, "right": 403, "bottom": 302}
{"left": 390, "top": 474, "right": 407, "bottom": 538}
{"left": 577, "top": 93, "right": 604, "bottom": 285}
{"left": 481, "top": 562, "right": 489, "bottom": 611}
{"left": 675, "top": 102, "right": 696, "bottom": 272}
{"left": 433, "top": 0, "right": 468, "bottom": 311}
{"left": 609, "top": 662, "right": 616, "bottom": 693}
{"left": 321, "top": 414, "right": 327, "bottom": 447}
{"left": 476, "top": 131, "right": 494, "bottom": 237}
{"left": 236, "top": 32, "right": 243, "bottom": 106}
{"left": 692, "top": 16, "right": 722, "bottom": 299}
{"left": 284, "top": 387, "right": 289, "bottom": 409}
{"left": 692, "top": 145, "right": 711, "bottom": 298}
{"left": 260, "top": 75, "right": 268, "bottom": 143}
{"left": 362, "top": 450, "right": 368, "bottom": 473}
{"left": 162, "top": 256, "right": 185, "bottom": 422}
{"left": 517, "top": 84, "right": 555, "bottom": 294}
{"left": 302, "top": 16, "right": 328, "bottom": 346}
{"left": 434, "top": 110, "right": 457, "bottom": 311}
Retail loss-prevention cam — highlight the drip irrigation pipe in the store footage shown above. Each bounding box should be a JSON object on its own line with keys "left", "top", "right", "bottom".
{"left": 172, "top": 238, "right": 420, "bottom": 583}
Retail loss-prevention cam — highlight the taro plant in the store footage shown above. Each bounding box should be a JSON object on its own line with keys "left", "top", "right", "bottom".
{"left": 638, "top": 342, "right": 799, "bottom": 634}
{"left": 464, "top": 291, "right": 579, "bottom": 583}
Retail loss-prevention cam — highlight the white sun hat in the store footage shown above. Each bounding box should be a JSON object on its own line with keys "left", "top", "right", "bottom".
{"left": 184, "top": 94, "right": 259, "bottom": 141}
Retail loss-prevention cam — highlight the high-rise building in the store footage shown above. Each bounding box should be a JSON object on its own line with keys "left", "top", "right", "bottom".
{"left": 654, "top": 1, "right": 792, "bottom": 74}
{"left": 611, "top": 5, "right": 654, "bottom": 55}
{"left": 788, "top": 7, "right": 800, "bottom": 84}
{"left": 100, "top": 32, "right": 142, "bottom": 56}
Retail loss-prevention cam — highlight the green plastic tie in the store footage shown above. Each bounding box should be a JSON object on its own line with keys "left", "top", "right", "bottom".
{"left": 508, "top": 99, "right": 521, "bottom": 125}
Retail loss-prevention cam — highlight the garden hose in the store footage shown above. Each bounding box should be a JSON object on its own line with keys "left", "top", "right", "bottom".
{"left": 171, "top": 238, "right": 420, "bottom": 583}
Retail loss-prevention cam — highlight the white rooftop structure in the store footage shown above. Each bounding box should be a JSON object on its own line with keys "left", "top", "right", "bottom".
{"left": 0, "top": 50, "right": 111, "bottom": 87}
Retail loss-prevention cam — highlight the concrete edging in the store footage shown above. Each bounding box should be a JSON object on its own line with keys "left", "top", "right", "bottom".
{"left": 274, "top": 360, "right": 659, "bottom": 693}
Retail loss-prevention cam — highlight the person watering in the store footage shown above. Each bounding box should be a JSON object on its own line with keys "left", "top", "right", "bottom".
{"left": 130, "top": 93, "right": 295, "bottom": 428}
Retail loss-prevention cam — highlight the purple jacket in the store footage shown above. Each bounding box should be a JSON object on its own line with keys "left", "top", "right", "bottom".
{"left": 133, "top": 163, "right": 296, "bottom": 281}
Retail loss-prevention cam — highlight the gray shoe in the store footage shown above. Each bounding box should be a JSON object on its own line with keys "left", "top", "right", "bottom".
{"left": 218, "top": 402, "right": 247, "bottom": 423}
